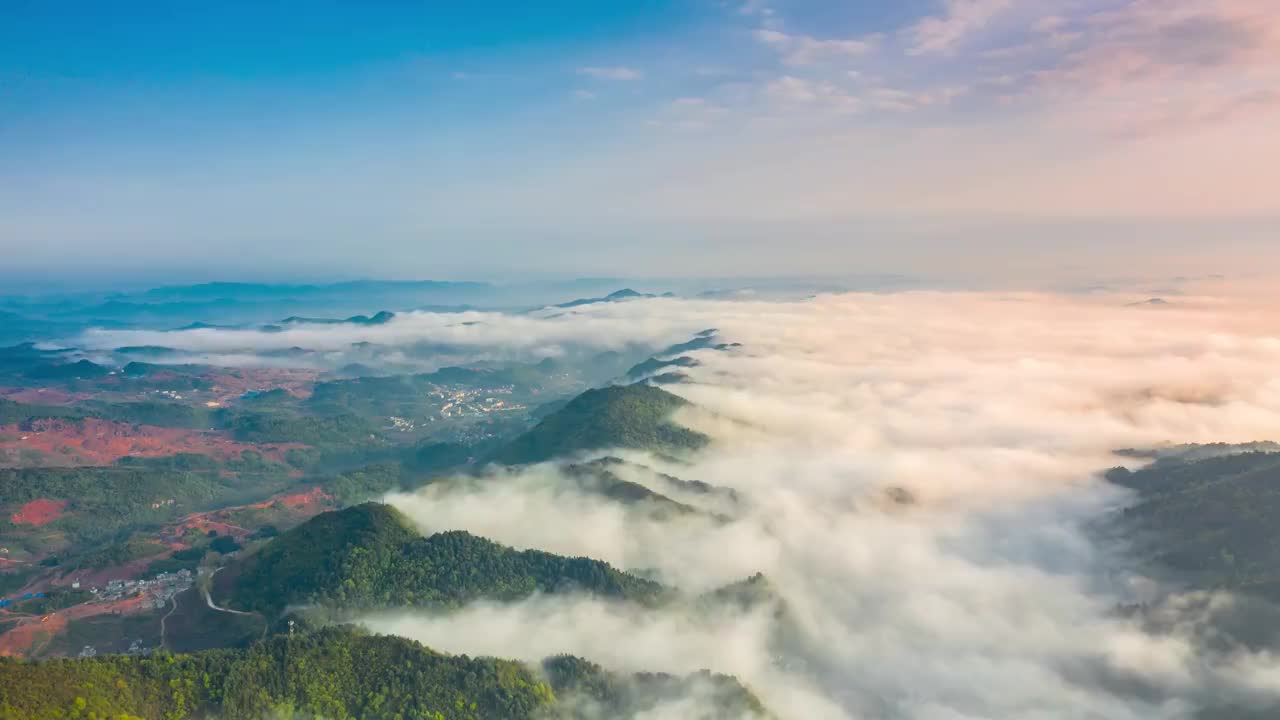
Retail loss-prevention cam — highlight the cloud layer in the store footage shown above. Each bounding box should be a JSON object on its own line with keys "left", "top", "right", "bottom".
{"left": 360, "top": 291, "right": 1280, "bottom": 718}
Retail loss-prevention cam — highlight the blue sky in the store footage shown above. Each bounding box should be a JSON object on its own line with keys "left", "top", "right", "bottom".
{"left": 2, "top": 0, "right": 1277, "bottom": 282}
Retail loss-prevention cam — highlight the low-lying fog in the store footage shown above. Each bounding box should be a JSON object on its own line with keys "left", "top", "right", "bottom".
{"left": 363, "top": 292, "right": 1280, "bottom": 719}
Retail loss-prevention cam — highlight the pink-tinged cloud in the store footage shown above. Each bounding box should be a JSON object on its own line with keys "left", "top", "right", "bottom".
{"left": 907, "top": 0, "right": 1017, "bottom": 55}
{"left": 754, "top": 29, "right": 879, "bottom": 66}
{"left": 1028, "top": 0, "right": 1280, "bottom": 134}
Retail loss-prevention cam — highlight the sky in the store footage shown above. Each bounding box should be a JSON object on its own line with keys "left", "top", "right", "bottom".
{"left": 1, "top": 0, "right": 1278, "bottom": 283}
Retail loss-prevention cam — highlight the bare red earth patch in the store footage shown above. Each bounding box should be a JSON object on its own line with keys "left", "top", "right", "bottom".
{"left": 9, "top": 499, "right": 67, "bottom": 526}
{"left": 205, "top": 367, "right": 319, "bottom": 403}
{"left": 0, "top": 418, "right": 306, "bottom": 467}
{"left": 0, "top": 387, "right": 87, "bottom": 405}
{"left": 252, "top": 486, "right": 331, "bottom": 511}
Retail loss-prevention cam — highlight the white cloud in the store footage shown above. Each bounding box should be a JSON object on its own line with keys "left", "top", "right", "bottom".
{"left": 369, "top": 291, "right": 1280, "bottom": 719}
{"left": 907, "top": 0, "right": 1017, "bottom": 54}
{"left": 764, "top": 76, "right": 861, "bottom": 112}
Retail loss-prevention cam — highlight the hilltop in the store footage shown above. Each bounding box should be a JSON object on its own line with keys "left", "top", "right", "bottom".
{"left": 491, "top": 385, "right": 708, "bottom": 465}
{"left": 228, "top": 503, "right": 668, "bottom": 614}
{"left": 554, "top": 288, "right": 663, "bottom": 308}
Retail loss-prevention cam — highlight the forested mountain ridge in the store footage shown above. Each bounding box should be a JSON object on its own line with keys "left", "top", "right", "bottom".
{"left": 491, "top": 385, "right": 708, "bottom": 465}
{"left": 0, "top": 626, "right": 772, "bottom": 720}
{"left": 1107, "top": 449, "right": 1280, "bottom": 598}
{"left": 229, "top": 503, "right": 669, "bottom": 614}
{"left": 0, "top": 627, "right": 550, "bottom": 720}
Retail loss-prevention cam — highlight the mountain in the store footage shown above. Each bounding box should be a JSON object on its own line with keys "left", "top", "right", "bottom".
{"left": 560, "top": 460, "right": 707, "bottom": 519}
{"left": 25, "top": 359, "right": 110, "bottom": 381}
{"left": 542, "top": 655, "right": 774, "bottom": 720}
{"left": 554, "top": 288, "right": 659, "bottom": 308}
{"left": 1107, "top": 448, "right": 1280, "bottom": 598}
{"left": 281, "top": 310, "right": 397, "bottom": 325}
{"left": 228, "top": 503, "right": 668, "bottom": 614}
{"left": 492, "top": 385, "right": 708, "bottom": 465}
{"left": 623, "top": 354, "right": 700, "bottom": 382}
{"left": 657, "top": 329, "right": 741, "bottom": 356}
{"left": 561, "top": 457, "right": 738, "bottom": 520}
{"left": 0, "top": 625, "right": 770, "bottom": 720}
{"left": 617, "top": 330, "right": 741, "bottom": 385}
{"left": 0, "top": 627, "right": 551, "bottom": 720}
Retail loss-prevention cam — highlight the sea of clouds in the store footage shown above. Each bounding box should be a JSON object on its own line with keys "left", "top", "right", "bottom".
{"left": 93, "top": 290, "right": 1280, "bottom": 717}
{"left": 359, "top": 291, "right": 1280, "bottom": 719}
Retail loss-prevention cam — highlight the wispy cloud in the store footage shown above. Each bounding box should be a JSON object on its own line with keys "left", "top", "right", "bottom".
{"left": 763, "top": 76, "right": 862, "bottom": 114}
{"left": 578, "top": 66, "right": 644, "bottom": 80}
{"left": 754, "top": 29, "right": 879, "bottom": 66}
{"left": 907, "top": 0, "right": 1017, "bottom": 54}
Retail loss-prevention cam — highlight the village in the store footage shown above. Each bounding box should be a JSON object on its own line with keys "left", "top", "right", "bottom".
{"left": 96, "top": 568, "right": 194, "bottom": 608}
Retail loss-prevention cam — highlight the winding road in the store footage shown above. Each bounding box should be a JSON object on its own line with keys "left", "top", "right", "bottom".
{"left": 158, "top": 594, "right": 179, "bottom": 649}
{"left": 202, "top": 567, "right": 252, "bottom": 615}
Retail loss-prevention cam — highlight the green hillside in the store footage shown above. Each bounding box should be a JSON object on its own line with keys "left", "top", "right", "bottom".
{"left": 542, "top": 655, "right": 774, "bottom": 720}
{"left": 0, "top": 626, "right": 771, "bottom": 720}
{"left": 229, "top": 503, "right": 668, "bottom": 614}
{"left": 1108, "top": 449, "right": 1280, "bottom": 597}
{"left": 0, "top": 627, "right": 552, "bottom": 720}
{"left": 492, "top": 385, "right": 708, "bottom": 465}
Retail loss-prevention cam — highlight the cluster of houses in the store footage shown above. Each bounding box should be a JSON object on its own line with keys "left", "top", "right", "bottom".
{"left": 99, "top": 568, "right": 194, "bottom": 608}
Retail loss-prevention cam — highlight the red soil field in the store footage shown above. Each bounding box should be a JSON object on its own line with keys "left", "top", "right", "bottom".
{"left": 9, "top": 499, "right": 68, "bottom": 526}
{"left": 246, "top": 486, "right": 332, "bottom": 511}
{"left": 0, "top": 418, "right": 306, "bottom": 467}
{"left": 0, "top": 595, "right": 148, "bottom": 657}
{"left": 165, "top": 486, "right": 334, "bottom": 542}
{"left": 205, "top": 367, "right": 319, "bottom": 403}
{"left": 0, "top": 387, "right": 87, "bottom": 405}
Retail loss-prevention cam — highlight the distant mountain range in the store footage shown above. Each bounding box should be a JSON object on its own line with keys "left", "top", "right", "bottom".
{"left": 554, "top": 288, "right": 672, "bottom": 308}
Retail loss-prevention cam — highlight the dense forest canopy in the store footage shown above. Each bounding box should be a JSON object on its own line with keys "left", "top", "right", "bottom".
{"left": 230, "top": 503, "right": 669, "bottom": 614}
{"left": 492, "top": 385, "right": 708, "bottom": 465}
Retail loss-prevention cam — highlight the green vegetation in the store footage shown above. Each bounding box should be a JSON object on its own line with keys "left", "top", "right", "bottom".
{"left": 88, "top": 400, "right": 214, "bottom": 429}
{"left": 411, "top": 442, "right": 473, "bottom": 472}
{"left": 492, "top": 385, "right": 708, "bottom": 465}
{"left": 0, "top": 626, "right": 772, "bottom": 720}
{"left": 230, "top": 503, "right": 668, "bottom": 614}
{"left": 0, "top": 398, "right": 214, "bottom": 430}
{"left": 237, "top": 388, "right": 298, "bottom": 409}
{"left": 227, "top": 410, "right": 378, "bottom": 445}
{"left": 312, "top": 460, "right": 468, "bottom": 507}
{"left": 8, "top": 588, "right": 94, "bottom": 615}
{"left": 0, "top": 399, "right": 81, "bottom": 425}
{"left": 1108, "top": 449, "right": 1280, "bottom": 598}
{"left": 146, "top": 546, "right": 208, "bottom": 576}
{"left": 0, "top": 456, "right": 298, "bottom": 558}
{"left": 25, "top": 360, "right": 109, "bottom": 381}
{"left": 305, "top": 364, "right": 549, "bottom": 421}
{"left": 543, "top": 655, "right": 773, "bottom": 720}
{"left": 698, "top": 573, "right": 778, "bottom": 613}
{"left": 82, "top": 537, "right": 168, "bottom": 569}
{"left": 623, "top": 355, "right": 699, "bottom": 381}
{"left": 560, "top": 461, "right": 713, "bottom": 520}
{"left": 0, "top": 627, "right": 554, "bottom": 720}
